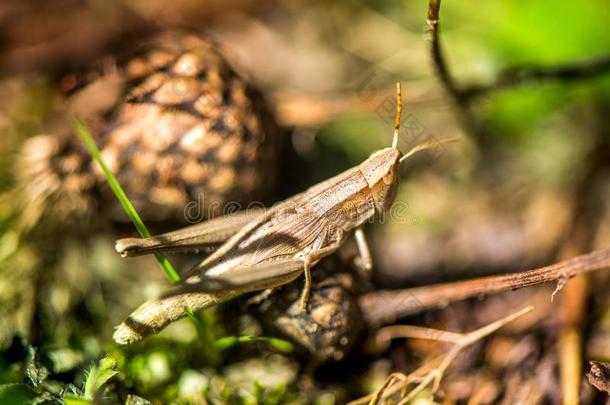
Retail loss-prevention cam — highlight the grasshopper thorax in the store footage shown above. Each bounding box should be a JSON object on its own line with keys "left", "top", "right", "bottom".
{"left": 359, "top": 147, "right": 402, "bottom": 213}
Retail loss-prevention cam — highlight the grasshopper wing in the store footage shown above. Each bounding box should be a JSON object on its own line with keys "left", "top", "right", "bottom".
{"left": 174, "top": 214, "right": 342, "bottom": 294}
{"left": 115, "top": 208, "right": 265, "bottom": 257}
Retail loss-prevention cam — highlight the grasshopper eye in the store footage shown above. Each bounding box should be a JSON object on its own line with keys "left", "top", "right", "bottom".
{"left": 382, "top": 171, "right": 394, "bottom": 185}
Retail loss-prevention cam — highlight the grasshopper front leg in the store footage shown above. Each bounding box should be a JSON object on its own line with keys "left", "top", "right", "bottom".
{"left": 354, "top": 227, "right": 373, "bottom": 272}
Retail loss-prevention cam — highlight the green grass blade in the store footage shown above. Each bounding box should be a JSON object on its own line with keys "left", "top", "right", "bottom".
{"left": 73, "top": 118, "right": 181, "bottom": 283}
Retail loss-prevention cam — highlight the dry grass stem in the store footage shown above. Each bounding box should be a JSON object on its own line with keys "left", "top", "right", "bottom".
{"left": 349, "top": 306, "right": 534, "bottom": 405}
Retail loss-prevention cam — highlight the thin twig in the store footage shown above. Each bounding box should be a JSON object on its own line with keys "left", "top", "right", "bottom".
{"left": 375, "top": 325, "right": 464, "bottom": 350}
{"left": 461, "top": 55, "right": 610, "bottom": 99}
{"left": 360, "top": 246, "right": 610, "bottom": 327}
{"left": 427, "top": 0, "right": 458, "bottom": 99}
{"left": 368, "top": 373, "right": 406, "bottom": 405}
{"left": 426, "top": 0, "right": 482, "bottom": 138}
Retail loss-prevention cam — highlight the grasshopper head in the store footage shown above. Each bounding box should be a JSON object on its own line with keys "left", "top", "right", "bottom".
{"left": 361, "top": 83, "right": 457, "bottom": 213}
{"left": 360, "top": 147, "right": 402, "bottom": 212}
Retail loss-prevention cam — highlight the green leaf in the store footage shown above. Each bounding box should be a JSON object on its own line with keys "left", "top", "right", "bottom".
{"left": 214, "top": 336, "right": 293, "bottom": 353}
{"left": 82, "top": 356, "right": 118, "bottom": 400}
{"left": 72, "top": 118, "right": 180, "bottom": 283}
{"left": 63, "top": 396, "right": 92, "bottom": 405}
{"left": 0, "top": 384, "right": 39, "bottom": 405}
{"left": 264, "top": 338, "right": 293, "bottom": 354}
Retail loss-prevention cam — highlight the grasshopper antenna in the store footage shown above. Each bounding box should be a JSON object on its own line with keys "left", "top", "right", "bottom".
{"left": 399, "top": 137, "right": 459, "bottom": 164}
{"left": 392, "top": 82, "right": 402, "bottom": 150}
{"left": 392, "top": 82, "right": 458, "bottom": 163}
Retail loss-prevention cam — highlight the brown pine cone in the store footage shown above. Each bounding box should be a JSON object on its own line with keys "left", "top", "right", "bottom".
{"left": 16, "top": 31, "right": 281, "bottom": 231}
{"left": 253, "top": 256, "right": 365, "bottom": 363}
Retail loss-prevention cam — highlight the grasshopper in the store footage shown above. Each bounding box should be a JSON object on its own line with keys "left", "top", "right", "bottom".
{"left": 113, "top": 84, "right": 455, "bottom": 344}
